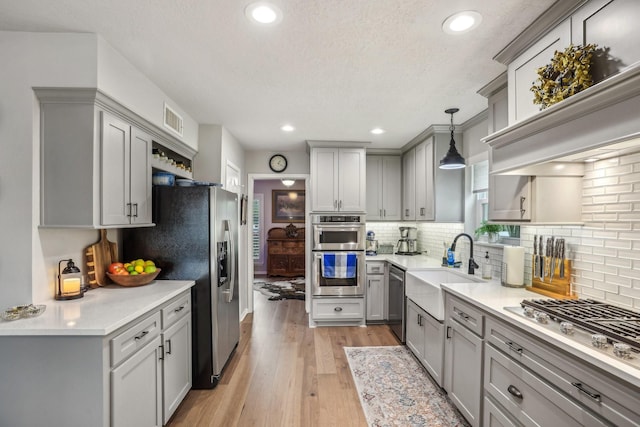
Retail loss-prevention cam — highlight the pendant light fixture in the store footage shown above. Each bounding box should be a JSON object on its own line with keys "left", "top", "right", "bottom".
{"left": 439, "top": 108, "right": 466, "bottom": 169}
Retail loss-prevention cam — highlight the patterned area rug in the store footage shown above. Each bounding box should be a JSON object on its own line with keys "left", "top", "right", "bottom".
{"left": 253, "top": 277, "right": 306, "bottom": 300}
{"left": 344, "top": 346, "right": 469, "bottom": 427}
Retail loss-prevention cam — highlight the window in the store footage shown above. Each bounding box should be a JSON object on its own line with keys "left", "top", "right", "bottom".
{"left": 252, "top": 194, "right": 264, "bottom": 262}
{"left": 471, "top": 160, "right": 519, "bottom": 240}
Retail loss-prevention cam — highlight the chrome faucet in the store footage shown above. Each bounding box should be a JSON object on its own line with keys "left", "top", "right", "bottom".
{"left": 450, "top": 233, "right": 479, "bottom": 275}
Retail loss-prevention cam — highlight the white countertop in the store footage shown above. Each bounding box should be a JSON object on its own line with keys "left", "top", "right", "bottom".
{"left": 366, "top": 253, "right": 445, "bottom": 270}
{"left": 0, "top": 280, "right": 195, "bottom": 337}
{"left": 441, "top": 281, "right": 640, "bottom": 389}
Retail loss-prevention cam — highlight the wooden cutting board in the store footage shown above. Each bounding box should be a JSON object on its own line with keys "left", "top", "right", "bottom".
{"left": 85, "top": 229, "right": 118, "bottom": 287}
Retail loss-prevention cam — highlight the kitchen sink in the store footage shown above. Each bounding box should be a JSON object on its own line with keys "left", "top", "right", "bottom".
{"left": 405, "top": 269, "right": 484, "bottom": 321}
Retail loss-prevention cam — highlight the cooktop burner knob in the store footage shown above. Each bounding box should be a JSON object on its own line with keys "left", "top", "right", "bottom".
{"left": 591, "top": 334, "right": 608, "bottom": 349}
{"left": 534, "top": 311, "right": 549, "bottom": 324}
{"left": 524, "top": 307, "right": 535, "bottom": 317}
{"left": 560, "top": 322, "right": 574, "bottom": 335}
{"left": 613, "top": 343, "right": 632, "bottom": 359}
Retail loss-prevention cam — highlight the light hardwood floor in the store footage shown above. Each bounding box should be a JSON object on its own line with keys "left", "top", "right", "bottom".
{"left": 167, "top": 291, "right": 400, "bottom": 426}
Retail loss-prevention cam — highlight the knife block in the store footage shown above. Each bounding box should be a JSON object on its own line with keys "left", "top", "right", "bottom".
{"left": 529, "top": 256, "right": 575, "bottom": 299}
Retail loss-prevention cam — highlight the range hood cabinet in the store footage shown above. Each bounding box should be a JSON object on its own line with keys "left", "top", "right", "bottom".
{"left": 483, "top": 63, "right": 640, "bottom": 175}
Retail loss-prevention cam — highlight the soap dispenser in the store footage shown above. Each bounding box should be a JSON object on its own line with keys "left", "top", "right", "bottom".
{"left": 482, "top": 251, "right": 492, "bottom": 279}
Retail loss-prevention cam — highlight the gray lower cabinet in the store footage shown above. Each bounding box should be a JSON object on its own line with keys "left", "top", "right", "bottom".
{"left": 365, "top": 261, "right": 386, "bottom": 322}
{"left": 111, "top": 292, "right": 192, "bottom": 426}
{"left": 405, "top": 298, "right": 444, "bottom": 386}
{"left": 112, "top": 335, "right": 164, "bottom": 427}
{"left": 443, "top": 294, "right": 485, "bottom": 427}
{"left": 485, "top": 316, "right": 640, "bottom": 427}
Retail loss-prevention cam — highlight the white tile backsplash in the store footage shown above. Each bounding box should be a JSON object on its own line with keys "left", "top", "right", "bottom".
{"left": 522, "top": 153, "right": 640, "bottom": 310}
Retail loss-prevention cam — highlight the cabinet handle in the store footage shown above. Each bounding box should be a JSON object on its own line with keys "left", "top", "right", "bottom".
{"left": 134, "top": 330, "right": 149, "bottom": 340}
{"left": 383, "top": 209, "right": 386, "bottom": 217}
{"left": 334, "top": 306, "right": 343, "bottom": 312}
{"left": 520, "top": 196, "right": 526, "bottom": 218}
{"left": 126, "top": 203, "right": 132, "bottom": 218}
{"left": 420, "top": 207, "right": 425, "bottom": 216}
{"left": 174, "top": 305, "right": 185, "bottom": 313}
{"left": 339, "top": 200, "right": 342, "bottom": 209}
{"left": 368, "top": 279, "right": 371, "bottom": 288}
{"left": 507, "top": 385, "right": 523, "bottom": 400}
{"left": 446, "top": 326, "right": 452, "bottom": 339}
{"left": 133, "top": 203, "right": 138, "bottom": 218}
{"left": 417, "top": 314, "right": 421, "bottom": 326}
{"left": 405, "top": 209, "right": 409, "bottom": 216}
{"left": 334, "top": 200, "right": 337, "bottom": 209}
{"left": 456, "top": 310, "right": 470, "bottom": 321}
{"left": 506, "top": 341, "right": 523, "bottom": 354}
{"left": 165, "top": 339, "right": 172, "bottom": 355}
{"left": 159, "top": 345, "right": 164, "bottom": 360}
{"left": 571, "top": 382, "right": 601, "bottom": 402}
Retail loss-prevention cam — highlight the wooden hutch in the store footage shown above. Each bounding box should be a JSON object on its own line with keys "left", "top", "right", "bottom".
{"left": 267, "top": 224, "right": 305, "bottom": 277}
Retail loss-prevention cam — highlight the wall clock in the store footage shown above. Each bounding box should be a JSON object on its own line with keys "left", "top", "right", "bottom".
{"left": 269, "top": 154, "right": 288, "bottom": 173}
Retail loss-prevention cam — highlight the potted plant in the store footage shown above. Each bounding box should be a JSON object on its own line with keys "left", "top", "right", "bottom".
{"left": 475, "top": 221, "right": 503, "bottom": 243}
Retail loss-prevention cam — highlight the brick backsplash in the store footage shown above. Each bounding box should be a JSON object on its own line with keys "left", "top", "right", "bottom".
{"left": 521, "top": 153, "right": 640, "bottom": 310}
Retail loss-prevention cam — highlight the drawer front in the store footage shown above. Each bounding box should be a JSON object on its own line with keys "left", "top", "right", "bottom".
{"left": 111, "top": 311, "right": 162, "bottom": 367}
{"left": 486, "top": 317, "right": 640, "bottom": 427}
{"left": 312, "top": 298, "right": 364, "bottom": 321}
{"left": 446, "top": 295, "right": 484, "bottom": 337}
{"left": 366, "top": 262, "right": 384, "bottom": 275}
{"left": 483, "top": 396, "right": 519, "bottom": 427}
{"left": 162, "top": 292, "right": 191, "bottom": 329}
{"left": 484, "top": 344, "right": 608, "bottom": 427}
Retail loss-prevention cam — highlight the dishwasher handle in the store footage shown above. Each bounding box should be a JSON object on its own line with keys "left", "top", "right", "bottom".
{"left": 389, "top": 267, "right": 405, "bottom": 282}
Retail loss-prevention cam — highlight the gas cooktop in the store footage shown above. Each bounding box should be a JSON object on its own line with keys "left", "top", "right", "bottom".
{"left": 505, "top": 298, "right": 640, "bottom": 369}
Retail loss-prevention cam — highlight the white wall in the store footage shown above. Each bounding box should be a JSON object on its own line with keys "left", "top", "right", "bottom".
{"left": 245, "top": 151, "right": 310, "bottom": 175}
{"left": 96, "top": 36, "right": 199, "bottom": 150}
{"left": 193, "top": 125, "right": 223, "bottom": 184}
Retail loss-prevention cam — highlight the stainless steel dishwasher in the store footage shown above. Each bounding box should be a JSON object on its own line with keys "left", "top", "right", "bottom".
{"left": 388, "top": 265, "right": 405, "bottom": 342}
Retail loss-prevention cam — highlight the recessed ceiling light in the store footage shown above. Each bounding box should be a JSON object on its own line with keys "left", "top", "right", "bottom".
{"left": 281, "top": 124, "right": 294, "bottom": 132}
{"left": 245, "top": 2, "right": 283, "bottom": 25}
{"left": 442, "top": 11, "right": 482, "bottom": 34}
{"left": 370, "top": 128, "right": 385, "bottom": 135}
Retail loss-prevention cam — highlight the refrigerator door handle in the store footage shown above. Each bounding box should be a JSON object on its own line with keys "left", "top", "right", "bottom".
{"left": 224, "top": 219, "right": 235, "bottom": 303}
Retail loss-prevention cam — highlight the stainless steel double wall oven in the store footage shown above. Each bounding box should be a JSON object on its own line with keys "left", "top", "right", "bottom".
{"left": 311, "top": 214, "right": 365, "bottom": 296}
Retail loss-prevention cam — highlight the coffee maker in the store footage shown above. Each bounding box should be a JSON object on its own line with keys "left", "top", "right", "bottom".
{"left": 366, "top": 231, "right": 378, "bottom": 256}
{"left": 397, "top": 226, "right": 418, "bottom": 255}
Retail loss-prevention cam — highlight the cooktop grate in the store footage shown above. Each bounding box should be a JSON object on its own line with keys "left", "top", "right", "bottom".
{"left": 521, "top": 299, "right": 640, "bottom": 351}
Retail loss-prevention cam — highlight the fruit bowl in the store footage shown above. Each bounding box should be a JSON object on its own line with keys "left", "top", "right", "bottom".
{"left": 106, "top": 269, "right": 161, "bottom": 287}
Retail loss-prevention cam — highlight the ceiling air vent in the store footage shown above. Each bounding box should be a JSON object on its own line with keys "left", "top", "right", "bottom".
{"left": 163, "top": 103, "right": 184, "bottom": 136}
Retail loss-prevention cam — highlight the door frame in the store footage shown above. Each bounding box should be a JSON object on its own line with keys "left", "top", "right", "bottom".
{"left": 247, "top": 173, "right": 311, "bottom": 314}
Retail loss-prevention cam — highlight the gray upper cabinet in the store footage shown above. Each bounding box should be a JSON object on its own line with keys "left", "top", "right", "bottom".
{"left": 402, "top": 129, "right": 463, "bottom": 222}
{"left": 310, "top": 146, "right": 366, "bottom": 213}
{"left": 37, "top": 88, "right": 167, "bottom": 228}
{"left": 366, "top": 155, "right": 401, "bottom": 221}
{"left": 507, "top": 20, "right": 571, "bottom": 124}
{"left": 101, "top": 113, "right": 152, "bottom": 226}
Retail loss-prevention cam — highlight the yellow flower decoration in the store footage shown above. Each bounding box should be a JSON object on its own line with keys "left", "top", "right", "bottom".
{"left": 531, "top": 44, "right": 597, "bottom": 109}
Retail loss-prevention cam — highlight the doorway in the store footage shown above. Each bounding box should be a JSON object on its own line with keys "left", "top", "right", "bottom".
{"left": 247, "top": 174, "right": 311, "bottom": 314}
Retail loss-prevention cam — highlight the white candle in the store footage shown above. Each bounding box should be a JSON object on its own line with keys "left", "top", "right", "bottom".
{"left": 62, "top": 277, "right": 81, "bottom": 295}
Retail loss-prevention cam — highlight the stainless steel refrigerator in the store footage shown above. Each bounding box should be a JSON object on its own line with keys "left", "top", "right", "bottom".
{"left": 123, "top": 185, "right": 240, "bottom": 389}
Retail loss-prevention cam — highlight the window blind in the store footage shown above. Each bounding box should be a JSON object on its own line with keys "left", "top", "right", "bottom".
{"left": 252, "top": 195, "right": 263, "bottom": 261}
{"left": 472, "top": 160, "right": 489, "bottom": 193}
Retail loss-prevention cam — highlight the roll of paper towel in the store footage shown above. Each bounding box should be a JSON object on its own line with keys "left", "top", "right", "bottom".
{"left": 502, "top": 246, "right": 525, "bottom": 287}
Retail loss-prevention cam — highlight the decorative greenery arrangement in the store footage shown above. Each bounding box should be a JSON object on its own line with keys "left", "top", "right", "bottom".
{"left": 475, "top": 221, "right": 502, "bottom": 239}
{"left": 531, "top": 44, "right": 597, "bottom": 109}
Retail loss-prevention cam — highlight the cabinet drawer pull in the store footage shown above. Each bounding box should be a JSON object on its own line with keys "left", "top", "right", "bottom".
{"left": 417, "top": 314, "right": 422, "bottom": 326}
{"left": 506, "top": 341, "right": 523, "bottom": 354}
{"left": 159, "top": 345, "right": 164, "bottom": 360}
{"left": 133, "top": 203, "right": 138, "bottom": 218}
{"left": 420, "top": 207, "right": 425, "bottom": 216}
{"left": 165, "top": 339, "right": 172, "bottom": 355}
{"left": 134, "top": 330, "right": 149, "bottom": 340}
{"left": 456, "top": 310, "right": 470, "bottom": 321}
{"left": 571, "top": 382, "right": 601, "bottom": 402}
{"left": 126, "top": 203, "right": 132, "bottom": 218}
{"left": 507, "top": 385, "right": 523, "bottom": 399}
{"left": 334, "top": 306, "right": 343, "bottom": 312}
{"left": 446, "top": 326, "right": 452, "bottom": 339}
{"left": 174, "top": 305, "right": 186, "bottom": 313}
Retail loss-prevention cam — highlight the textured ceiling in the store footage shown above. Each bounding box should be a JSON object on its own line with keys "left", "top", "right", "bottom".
{"left": 0, "top": 0, "right": 556, "bottom": 151}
